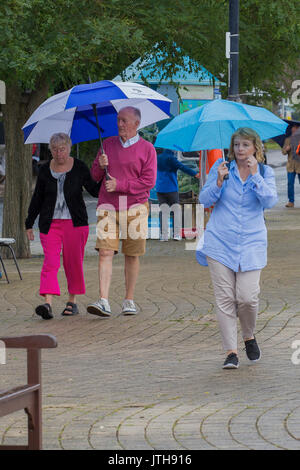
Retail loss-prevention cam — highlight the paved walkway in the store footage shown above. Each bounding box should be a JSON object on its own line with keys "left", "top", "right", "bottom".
{"left": 1, "top": 150, "right": 300, "bottom": 450}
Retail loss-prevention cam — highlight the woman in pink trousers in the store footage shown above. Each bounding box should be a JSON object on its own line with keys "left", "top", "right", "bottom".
{"left": 26, "top": 133, "right": 100, "bottom": 320}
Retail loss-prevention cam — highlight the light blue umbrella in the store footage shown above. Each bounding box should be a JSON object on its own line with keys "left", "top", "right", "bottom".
{"left": 155, "top": 99, "right": 288, "bottom": 151}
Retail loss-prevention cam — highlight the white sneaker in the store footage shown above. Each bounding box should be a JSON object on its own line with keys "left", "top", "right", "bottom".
{"left": 173, "top": 235, "right": 182, "bottom": 241}
{"left": 159, "top": 236, "right": 168, "bottom": 242}
{"left": 122, "top": 299, "right": 138, "bottom": 315}
{"left": 87, "top": 298, "right": 111, "bottom": 317}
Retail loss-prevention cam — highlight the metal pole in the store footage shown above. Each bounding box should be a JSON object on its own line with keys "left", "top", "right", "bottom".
{"left": 92, "top": 103, "right": 110, "bottom": 180}
{"left": 228, "top": 0, "right": 239, "bottom": 101}
{"left": 88, "top": 77, "right": 110, "bottom": 180}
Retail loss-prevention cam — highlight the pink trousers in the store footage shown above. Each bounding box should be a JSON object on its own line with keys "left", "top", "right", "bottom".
{"left": 39, "top": 220, "right": 89, "bottom": 297}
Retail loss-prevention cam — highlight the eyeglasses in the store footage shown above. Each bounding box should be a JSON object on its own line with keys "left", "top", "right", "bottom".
{"left": 51, "top": 146, "right": 68, "bottom": 153}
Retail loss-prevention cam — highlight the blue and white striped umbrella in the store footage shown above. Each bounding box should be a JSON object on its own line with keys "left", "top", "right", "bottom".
{"left": 22, "top": 80, "right": 172, "bottom": 144}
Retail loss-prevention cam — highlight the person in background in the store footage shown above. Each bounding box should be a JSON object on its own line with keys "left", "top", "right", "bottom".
{"left": 25, "top": 133, "right": 100, "bottom": 320}
{"left": 155, "top": 148, "right": 199, "bottom": 241}
{"left": 87, "top": 106, "right": 157, "bottom": 318}
{"left": 282, "top": 123, "right": 300, "bottom": 208}
{"left": 196, "top": 127, "right": 278, "bottom": 369}
{"left": 32, "top": 143, "right": 40, "bottom": 176}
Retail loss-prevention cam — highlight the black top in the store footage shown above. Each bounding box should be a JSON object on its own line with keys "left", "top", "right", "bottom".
{"left": 25, "top": 158, "right": 101, "bottom": 234}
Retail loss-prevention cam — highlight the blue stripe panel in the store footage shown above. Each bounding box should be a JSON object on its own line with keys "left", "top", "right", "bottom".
{"left": 149, "top": 99, "right": 171, "bottom": 116}
{"left": 65, "top": 81, "right": 128, "bottom": 109}
{"left": 23, "top": 122, "right": 36, "bottom": 142}
{"left": 70, "top": 106, "right": 118, "bottom": 144}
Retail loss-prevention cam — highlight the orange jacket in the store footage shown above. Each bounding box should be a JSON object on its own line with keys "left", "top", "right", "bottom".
{"left": 199, "top": 149, "right": 222, "bottom": 175}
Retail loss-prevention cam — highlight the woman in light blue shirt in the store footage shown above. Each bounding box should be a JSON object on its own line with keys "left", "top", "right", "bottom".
{"left": 197, "top": 128, "right": 278, "bottom": 369}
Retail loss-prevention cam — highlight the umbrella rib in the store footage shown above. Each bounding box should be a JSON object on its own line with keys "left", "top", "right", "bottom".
{"left": 190, "top": 119, "right": 204, "bottom": 151}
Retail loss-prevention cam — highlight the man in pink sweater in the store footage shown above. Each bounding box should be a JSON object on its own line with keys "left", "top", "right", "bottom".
{"left": 87, "top": 106, "right": 157, "bottom": 317}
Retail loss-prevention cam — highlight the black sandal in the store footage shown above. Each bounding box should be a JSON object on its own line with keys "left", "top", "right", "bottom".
{"left": 35, "top": 303, "right": 53, "bottom": 320}
{"left": 61, "top": 302, "right": 79, "bottom": 316}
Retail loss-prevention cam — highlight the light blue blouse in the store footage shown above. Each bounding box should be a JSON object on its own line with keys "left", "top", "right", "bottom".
{"left": 196, "top": 158, "right": 278, "bottom": 272}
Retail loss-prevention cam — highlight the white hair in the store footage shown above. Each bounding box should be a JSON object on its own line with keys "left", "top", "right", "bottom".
{"left": 49, "top": 133, "right": 72, "bottom": 148}
{"left": 118, "top": 106, "right": 141, "bottom": 123}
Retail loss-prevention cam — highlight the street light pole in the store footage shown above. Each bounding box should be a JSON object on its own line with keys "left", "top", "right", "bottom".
{"left": 228, "top": 0, "right": 239, "bottom": 101}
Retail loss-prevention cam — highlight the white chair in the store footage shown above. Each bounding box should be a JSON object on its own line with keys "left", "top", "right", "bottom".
{"left": 0, "top": 238, "right": 22, "bottom": 283}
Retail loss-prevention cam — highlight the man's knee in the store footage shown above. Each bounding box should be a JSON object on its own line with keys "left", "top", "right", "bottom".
{"left": 99, "top": 249, "right": 114, "bottom": 260}
{"left": 125, "top": 254, "right": 139, "bottom": 265}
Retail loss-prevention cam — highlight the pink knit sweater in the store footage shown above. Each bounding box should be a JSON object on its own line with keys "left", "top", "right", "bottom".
{"left": 91, "top": 136, "right": 157, "bottom": 210}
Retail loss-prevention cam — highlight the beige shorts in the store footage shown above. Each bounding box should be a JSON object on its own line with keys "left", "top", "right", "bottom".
{"left": 95, "top": 203, "right": 149, "bottom": 256}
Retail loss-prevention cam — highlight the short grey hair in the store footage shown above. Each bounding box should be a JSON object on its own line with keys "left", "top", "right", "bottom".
{"left": 118, "top": 106, "right": 141, "bottom": 123}
{"left": 49, "top": 133, "right": 72, "bottom": 148}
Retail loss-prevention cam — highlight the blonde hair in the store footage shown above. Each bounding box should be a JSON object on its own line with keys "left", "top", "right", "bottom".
{"left": 228, "top": 127, "right": 264, "bottom": 163}
{"left": 49, "top": 133, "right": 72, "bottom": 149}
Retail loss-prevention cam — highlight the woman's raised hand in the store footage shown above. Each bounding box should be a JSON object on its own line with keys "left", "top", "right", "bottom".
{"left": 217, "top": 161, "right": 229, "bottom": 187}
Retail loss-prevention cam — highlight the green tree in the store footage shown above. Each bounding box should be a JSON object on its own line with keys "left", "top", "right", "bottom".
{"left": 238, "top": 0, "right": 300, "bottom": 103}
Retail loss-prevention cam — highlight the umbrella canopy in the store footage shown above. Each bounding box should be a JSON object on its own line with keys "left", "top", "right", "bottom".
{"left": 154, "top": 99, "right": 288, "bottom": 151}
{"left": 22, "top": 80, "right": 172, "bottom": 144}
{"left": 272, "top": 119, "right": 300, "bottom": 147}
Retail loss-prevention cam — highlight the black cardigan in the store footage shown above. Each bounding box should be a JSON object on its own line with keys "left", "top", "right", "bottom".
{"left": 25, "top": 158, "right": 101, "bottom": 234}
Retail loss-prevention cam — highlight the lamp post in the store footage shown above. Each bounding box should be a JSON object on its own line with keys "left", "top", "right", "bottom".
{"left": 228, "top": 0, "right": 239, "bottom": 101}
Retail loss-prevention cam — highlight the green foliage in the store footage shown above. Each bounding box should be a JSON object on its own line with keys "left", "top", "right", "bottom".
{"left": 76, "top": 139, "right": 100, "bottom": 168}
{"left": 1, "top": 0, "right": 299, "bottom": 102}
{"left": 0, "top": 0, "right": 148, "bottom": 90}
{"left": 237, "top": 0, "right": 300, "bottom": 102}
{"left": 178, "top": 169, "right": 200, "bottom": 196}
{"left": 138, "top": 124, "right": 159, "bottom": 144}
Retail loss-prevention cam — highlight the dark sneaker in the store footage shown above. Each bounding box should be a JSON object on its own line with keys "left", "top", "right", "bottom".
{"left": 222, "top": 352, "right": 239, "bottom": 369}
{"left": 244, "top": 337, "right": 261, "bottom": 362}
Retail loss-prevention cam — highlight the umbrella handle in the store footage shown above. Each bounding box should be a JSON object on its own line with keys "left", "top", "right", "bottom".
{"left": 104, "top": 167, "right": 111, "bottom": 181}
{"left": 223, "top": 150, "right": 229, "bottom": 180}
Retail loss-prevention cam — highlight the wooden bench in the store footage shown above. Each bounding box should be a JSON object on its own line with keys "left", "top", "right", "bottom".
{"left": 0, "top": 334, "right": 57, "bottom": 450}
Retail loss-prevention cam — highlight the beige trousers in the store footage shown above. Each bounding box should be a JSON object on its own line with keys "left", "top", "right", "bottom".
{"left": 207, "top": 257, "right": 261, "bottom": 351}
